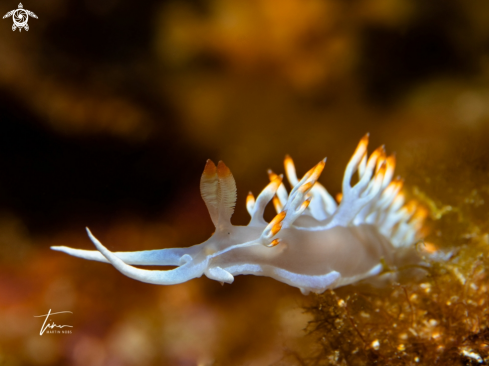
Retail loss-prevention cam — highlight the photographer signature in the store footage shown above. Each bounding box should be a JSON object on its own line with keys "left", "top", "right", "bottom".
{"left": 34, "top": 309, "right": 73, "bottom": 336}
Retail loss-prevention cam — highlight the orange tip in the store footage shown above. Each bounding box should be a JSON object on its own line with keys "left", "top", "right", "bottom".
{"left": 299, "top": 182, "right": 314, "bottom": 194}
{"left": 203, "top": 159, "right": 217, "bottom": 176}
{"left": 273, "top": 196, "right": 283, "bottom": 212}
{"left": 270, "top": 211, "right": 287, "bottom": 226}
{"left": 284, "top": 154, "right": 294, "bottom": 166}
{"left": 270, "top": 223, "right": 282, "bottom": 236}
{"left": 267, "top": 238, "right": 281, "bottom": 247}
{"left": 354, "top": 133, "right": 370, "bottom": 155}
{"left": 422, "top": 242, "right": 437, "bottom": 254}
{"left": 217, "top": 160, "right": 232, "bottom": 178}
{"left": 386, "top": 154, "right": 396, "bottom": 170}
{"left": 268, "top": 169, "right": 279, "bottom": 181}
{"left": 301, "top": 199, "right": 311, "bottom": 210}
{"left": 246, "top": 191, "right": 255, "bottom": 204}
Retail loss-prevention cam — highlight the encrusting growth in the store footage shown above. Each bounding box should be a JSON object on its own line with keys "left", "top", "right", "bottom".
{"left": 51, "top": 134, "right": 426, "bottom": 295}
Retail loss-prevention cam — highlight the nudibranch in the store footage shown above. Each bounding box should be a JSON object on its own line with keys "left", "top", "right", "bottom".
{"left": 52, "top": 135, "right": 426, "bottom": 295}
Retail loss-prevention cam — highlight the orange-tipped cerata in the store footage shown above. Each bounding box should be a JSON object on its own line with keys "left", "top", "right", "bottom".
{"left": 353, "top": 133, "right": 369, "bottom": 157}
{"left": 268, "top": 169, "right": 279, "bottom": 181}
{"left": 386, "top": 154, "right": 396, "bottom": 173}
{"left": 267, "top": 238, "right": 281, "bottom": 247}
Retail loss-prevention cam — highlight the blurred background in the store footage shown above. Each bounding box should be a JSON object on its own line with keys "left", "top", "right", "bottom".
{"left": 1, "top": 0, "right": 489, "bottom": 365}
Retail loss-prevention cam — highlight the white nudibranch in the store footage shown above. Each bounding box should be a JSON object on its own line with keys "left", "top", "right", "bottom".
{"left": 51, "top": 134, "right": 427, "bottom": 295}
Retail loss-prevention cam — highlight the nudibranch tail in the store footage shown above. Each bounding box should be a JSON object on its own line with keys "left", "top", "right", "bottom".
{"left": 52, "top": 134, "right": 427, "bottom": 294}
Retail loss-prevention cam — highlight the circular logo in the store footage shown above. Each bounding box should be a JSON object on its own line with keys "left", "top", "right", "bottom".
{"left": 12, "top": 9, "right": 28, "bottom": 28}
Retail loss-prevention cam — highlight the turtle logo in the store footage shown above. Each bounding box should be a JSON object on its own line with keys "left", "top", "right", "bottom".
{"left": 3, "top": 3, "right": 37, "bottom": 32}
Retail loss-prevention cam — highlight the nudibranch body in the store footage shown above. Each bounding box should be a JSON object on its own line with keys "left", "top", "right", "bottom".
{"left": 52, "top": 135, "right": 426, "bottom": 295}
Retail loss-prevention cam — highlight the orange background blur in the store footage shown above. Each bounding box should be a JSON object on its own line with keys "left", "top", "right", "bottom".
{"left": 1, "top": 0, "right": 489, "bottom": 365}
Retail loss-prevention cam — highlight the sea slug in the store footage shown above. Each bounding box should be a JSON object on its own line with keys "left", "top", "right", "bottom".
{"left": 52, "top": 134, "right": 426, "bottom": 294}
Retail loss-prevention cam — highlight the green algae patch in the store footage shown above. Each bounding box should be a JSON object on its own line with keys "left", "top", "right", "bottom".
{"left": 304, "top": 242, "right": 489, "bottom": 365}
{"left": 299, "top": 137, "right": 489, "bottom": 366}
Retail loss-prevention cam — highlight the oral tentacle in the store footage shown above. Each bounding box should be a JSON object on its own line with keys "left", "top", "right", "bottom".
{"left": 86, "top": 228, "right": 206, "bottom": 285}
{"left": 50, "top": 245, "right": 190, "bottom": 266}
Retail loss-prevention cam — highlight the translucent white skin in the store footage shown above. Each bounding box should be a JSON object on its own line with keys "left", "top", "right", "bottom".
{"left": 52, "top": 135, "right": 426, "bottom": 295}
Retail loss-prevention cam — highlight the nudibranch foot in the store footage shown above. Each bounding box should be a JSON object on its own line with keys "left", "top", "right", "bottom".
{"left": 52, "top": 134, "right": 426, "bottom": 294}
